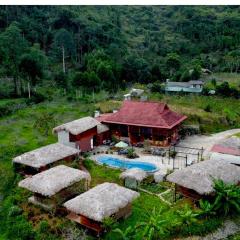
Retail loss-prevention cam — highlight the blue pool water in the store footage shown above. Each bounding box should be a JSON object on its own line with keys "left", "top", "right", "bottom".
{"left": 97, "top": 156, "right": 158, "bottom": 172}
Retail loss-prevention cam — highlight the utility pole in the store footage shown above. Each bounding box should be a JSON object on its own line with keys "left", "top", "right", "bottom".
{"left": 62, "top": 45, "right": 66, "bottom": 74}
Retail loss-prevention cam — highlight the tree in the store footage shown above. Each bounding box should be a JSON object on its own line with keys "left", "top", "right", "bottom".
{"left": 0, "top": 22, "right": 28, "bottom": 95}
{"left": 51, "top": 28, "right": 76, "bottom": 73}
{"left": 19, "top": 43, "right": 47, "bottom": 91}
{"left": 166, "top": 53, "right": 181, "bottom": 77}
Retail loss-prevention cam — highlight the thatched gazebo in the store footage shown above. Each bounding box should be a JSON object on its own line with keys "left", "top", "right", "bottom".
{"left": 63, "top": 182, "right": 139, "bottom": 234}
{"left": 13, "top": 143, "right": 79, "bottom": 175}
{"left": 18, "top": 165, "right": 91, "bottom": 211}
{"left": 120, "top": 168, "right": 147, "bottom": 189}
{"left": 167, "top": 159, "right": 240, "bottom": 200}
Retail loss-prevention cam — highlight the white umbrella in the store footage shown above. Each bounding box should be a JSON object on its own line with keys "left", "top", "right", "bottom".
{"left": 115, "top": 141, "right": 128, "bottom": 148}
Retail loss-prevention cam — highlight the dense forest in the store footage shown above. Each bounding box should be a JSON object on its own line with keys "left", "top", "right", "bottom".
{"left": 1, "top": 6, "right": 240, "bottom": 97}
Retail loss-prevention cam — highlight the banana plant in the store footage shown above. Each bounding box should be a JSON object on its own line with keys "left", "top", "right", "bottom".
{"left": 136, "top": 207, "right": 167, "bottom": 240}
{"left": 198, "top": 199, "right": 215, "bottom": 218}
{"left": 212, "top": 179, "right": 240, "bottom": 216}
{"left": 177, "top": 204, "right": 199, "bottom": 226}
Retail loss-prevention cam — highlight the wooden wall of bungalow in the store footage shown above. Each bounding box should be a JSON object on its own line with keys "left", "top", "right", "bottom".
{"left": 107, "top": 123, "right": 179, "bottom": 147}
{"left": 176, "top": 185, "right": 214, "bottom": 202}
{"left": 69, "top": 127, "right": 97, "bottom": 152}
{"left": 33, "top": 180, "right": 89, "bottom": 212}
{"left": 66, "top": 203, "right": 132, "bottom": 235}
{"left": 13, "top": 154, "right": 77, "bottom": 176}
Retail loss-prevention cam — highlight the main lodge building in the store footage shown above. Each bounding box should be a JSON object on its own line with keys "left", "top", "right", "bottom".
{"left": 97, "top": 100, "right": 187, "bottom": 147}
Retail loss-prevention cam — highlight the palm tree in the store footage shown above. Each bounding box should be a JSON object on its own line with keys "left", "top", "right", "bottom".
{"left": 212, "top": 179, "right": 240, "bottom": 216}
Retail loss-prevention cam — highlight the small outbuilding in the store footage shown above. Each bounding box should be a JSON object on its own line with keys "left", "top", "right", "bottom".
{"left": 63, "top": 182, "right": 139, "bottom": 234}
{"left": 18, "top": 165, "right": 91, "bottom": 211}
{"left": 53, "top": 117, "right": 109, "bottom": 152}
{"left": 13, "top": 143, "right": 80, "bottom": 175}
{"left": 120, "top": 168, "right": 147, "bottom": 189}
{"left": 167, "top": 159, "right": 240, "bottom": 201}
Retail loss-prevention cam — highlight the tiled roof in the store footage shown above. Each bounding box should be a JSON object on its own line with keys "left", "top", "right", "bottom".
{"left": 98, "top": 101, "right": 187, "bottom": 129}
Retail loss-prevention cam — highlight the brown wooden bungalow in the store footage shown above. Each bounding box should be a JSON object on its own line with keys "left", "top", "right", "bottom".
{"left": 18, "top": 165, "right": 91, "bottom": 212}
{"left": 63, "top": 182, "right": 139, "bottom": 235}
{"left": 167, "top": 159, "right": 240, "bottom": 201}
{"left": 13, "top": 143, "right": 80, "bottom": 175}
{"left": 96, "top": 100, "right": 187, "bottom": 147}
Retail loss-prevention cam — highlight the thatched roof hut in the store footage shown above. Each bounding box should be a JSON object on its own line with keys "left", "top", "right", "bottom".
{"left": 120, "top": 168, "right": 147, "bottom": 182}
{"left": 63, "top": 182, "right": 139, "bottom": 222}
{"left": 53, "top": 117, "right": 100, "bottom": 135}
{"left": 13, "top": 143, "right": 79, "bottom": 170}
{"left": 120, "top": 168, "right": 147, "bottom": 189}
{"left": 19, "top": 165, "right": 91, "bottom": 197}
{"left": 167, "top": 160, "right": 240, "bottom": 196}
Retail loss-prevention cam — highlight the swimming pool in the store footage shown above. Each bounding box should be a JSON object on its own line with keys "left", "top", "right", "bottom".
{"left": 96, "top": 155, "right": 158, "bottom": 172}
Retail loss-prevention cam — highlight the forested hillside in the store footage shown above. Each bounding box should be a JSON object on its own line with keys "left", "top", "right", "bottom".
{"left": 1, "top": 6, "right": 240, "bottom": 97}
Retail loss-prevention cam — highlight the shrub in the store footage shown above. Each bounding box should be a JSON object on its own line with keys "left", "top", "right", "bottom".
{"left": 204, "top": 104, "right": 212, "bottom": 112}
{"left": 212, "top": 179, "right": 240, "bottom": 216}
{"left": 38, "top": 220, "right": 50, "bottom": 234}
{"left": 126, "top": 148, "right": 138, "bottom": 159}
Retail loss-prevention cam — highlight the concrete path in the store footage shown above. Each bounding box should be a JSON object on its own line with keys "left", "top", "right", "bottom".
{"left": 179, "top": 129, "right": 240, "bottom": 159}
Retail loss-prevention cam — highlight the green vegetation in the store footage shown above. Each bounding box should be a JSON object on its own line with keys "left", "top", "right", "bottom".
{"left": 1, "top": 6, "right": 240, "bottom": 98}
{"left": 0, "top": 5, "right": 240, "bottom": 240}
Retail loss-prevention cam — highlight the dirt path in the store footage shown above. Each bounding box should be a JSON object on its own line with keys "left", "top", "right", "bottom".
{"left": 179, "top": 129, "right": 240, "bottom": 159}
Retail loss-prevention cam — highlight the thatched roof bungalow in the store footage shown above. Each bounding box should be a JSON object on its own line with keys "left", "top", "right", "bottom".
{"left": 53, "top": 117, "right": 110, "bottom": 152}
{"left": 120, "top": 168, "right": 147, "bottom": 189}
{"left": 13, "top": 143, "right": 79, "bottom": 175}
{"left": 19, "top": 165, "right": 91, "bottom": 211}
{"left": 63, "top": 182, "right": 139, "bottom": 234}
{"left": 167, "top": 159, "right": 240, "bottom": 200}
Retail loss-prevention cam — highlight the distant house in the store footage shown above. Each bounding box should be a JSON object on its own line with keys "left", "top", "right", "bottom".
{"left": 18, "top": 165, "right": 91, "bottom": 211}
{"left": 124, "top": 88, "right": 145, "bottom": 100}
{"left": 53, "top": 117, "right": 109, "bottom": 152}
{"left": 96, "top": 100, "right": 187, "bottom": 147}
{"left": 63, "top": 182, "right": 139, "bottom": 234}
{"left": 167, "top": 159, "right": 240, "bottom": 200}
{"left": 13, "top": 143, "right": 80, "bottom": 175}
{"left": 165, "top": 80, "right": 204, "bottom": 93}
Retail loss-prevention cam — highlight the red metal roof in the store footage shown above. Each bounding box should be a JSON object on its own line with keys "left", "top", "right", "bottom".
{"left": 211, "top": 144, "right": 240, "bottom": 156}
{"left": 98, "top": 101, "right": 187, "bottom": 129}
